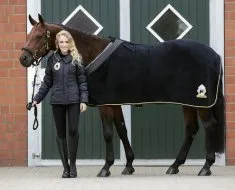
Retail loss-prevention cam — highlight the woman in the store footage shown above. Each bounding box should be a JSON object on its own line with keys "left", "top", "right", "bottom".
{"left": 32, "top": 30, "right": 88, "bottom": 178}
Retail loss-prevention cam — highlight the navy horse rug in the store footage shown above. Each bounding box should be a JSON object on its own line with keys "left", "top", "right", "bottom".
{"left": 86, "top": 39, "right": 222, "bottom": 107}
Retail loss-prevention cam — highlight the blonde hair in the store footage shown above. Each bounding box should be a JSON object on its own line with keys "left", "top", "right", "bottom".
{"left": 55, "top": 30, "right": 82, "bottom": 65}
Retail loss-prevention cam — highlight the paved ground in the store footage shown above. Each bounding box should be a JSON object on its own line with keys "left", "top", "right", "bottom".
{"left": 0, "top": 166, "right": 235, "bottom": 190}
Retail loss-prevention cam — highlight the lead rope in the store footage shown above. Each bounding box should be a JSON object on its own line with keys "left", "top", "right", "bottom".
{"left": 26, "top": 67, "right": 39, "bottom": 130}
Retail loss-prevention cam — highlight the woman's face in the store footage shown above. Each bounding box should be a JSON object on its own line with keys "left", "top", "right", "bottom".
{"left": 57, "top": 35, "right": 69, "bottom": 54}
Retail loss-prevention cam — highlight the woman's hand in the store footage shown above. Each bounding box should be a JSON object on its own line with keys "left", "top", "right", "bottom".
{"left": 32, "top": 101, "right": 38, "bottom": 107}
{"left": 80, "top": 103, "right": 87, "bottom": 112}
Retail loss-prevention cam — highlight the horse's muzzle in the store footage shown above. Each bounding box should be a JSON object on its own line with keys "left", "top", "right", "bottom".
{"left": 19, "top": 52, "right": 34, "bottom": 68}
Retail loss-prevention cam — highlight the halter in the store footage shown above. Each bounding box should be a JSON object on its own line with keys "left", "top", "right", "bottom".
{"left": 22, "top": 30, "right": 51, "bottom": 66}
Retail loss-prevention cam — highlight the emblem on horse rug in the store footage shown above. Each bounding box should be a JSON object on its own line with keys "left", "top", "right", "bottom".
{"left": 54, "top": 62, "right": 60, "bottom": 70}
{"left": 196, "top": 84, "right": 207, "bottom": 98}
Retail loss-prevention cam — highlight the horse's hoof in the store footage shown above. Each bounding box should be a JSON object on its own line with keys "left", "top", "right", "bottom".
{"left": 166, "top": 166, "right": 179, "bottom": 174}
{"left": 97, "top": 169, "right": 111, "bottom": 177}
{"left": 198, "top": 168, "right": 212, "bottom": 176}
{"left": 121, "top": 166, "right": 135, "bottom": 175}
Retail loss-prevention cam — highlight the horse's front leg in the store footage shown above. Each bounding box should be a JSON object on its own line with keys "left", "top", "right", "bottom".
{"left": 113, "top": 106, "right": 135, "bottom": 175}
{"left": 97, "top": 106, "right": 114, "bottom": 177}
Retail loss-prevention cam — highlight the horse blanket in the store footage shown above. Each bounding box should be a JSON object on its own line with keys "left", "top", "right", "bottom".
{"left": 87, "top": 39, "right": 221, "bottom": 107}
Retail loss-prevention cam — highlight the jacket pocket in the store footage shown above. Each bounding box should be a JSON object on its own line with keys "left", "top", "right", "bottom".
{"left": 68, "top": 87, "right": 79, "bottom": 102}
{"left": 51, "top": 87, "right": 62, "bottom": 102}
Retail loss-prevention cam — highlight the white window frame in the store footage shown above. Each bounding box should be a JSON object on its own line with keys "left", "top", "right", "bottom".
{"left": 146, "top": 4, "right": 193, "bottom": 42}
{"left": 62, "top": 5, "right": 103, "bottom": 35}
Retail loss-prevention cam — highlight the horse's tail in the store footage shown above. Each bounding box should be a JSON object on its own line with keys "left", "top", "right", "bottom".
{"left": 212, "top": 59, "right": 225, "bottom": 153}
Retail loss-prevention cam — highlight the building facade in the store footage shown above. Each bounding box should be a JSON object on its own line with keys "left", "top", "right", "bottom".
{"left": 0, "top": 0, "right": 235, "bottom": 166}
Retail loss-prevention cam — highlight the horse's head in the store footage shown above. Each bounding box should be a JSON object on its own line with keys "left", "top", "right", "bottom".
{"left": 19, "top": 14, "right": 53, "bottom": 67}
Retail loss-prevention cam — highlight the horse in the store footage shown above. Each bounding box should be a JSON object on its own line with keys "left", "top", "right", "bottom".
{"left": 19, "top": 14, "right": 225, "bottom": 177}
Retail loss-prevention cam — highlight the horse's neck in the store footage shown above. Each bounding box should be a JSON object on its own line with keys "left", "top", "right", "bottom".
{"left": 59, "top": 25, "right": 110, "bottom": 66}
{"left": 74, "top": 31, "right": 110, "bottom": 65}
{"left": 48, "top": 24, "right": 63, "bottom": 50}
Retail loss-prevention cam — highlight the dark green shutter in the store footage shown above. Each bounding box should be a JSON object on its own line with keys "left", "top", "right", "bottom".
{"left": 130, "top": 0, "right": 209, "bottom": 159}
{"left": 41, "top": 0, "right": 120, "bottom": 159}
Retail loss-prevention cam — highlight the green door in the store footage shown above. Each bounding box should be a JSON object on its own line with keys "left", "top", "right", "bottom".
{"left": 130, "top": 0, "right": 209, "bottom": 159}
{"left": 40, "top": 0, "right": 120, "bottom": 159}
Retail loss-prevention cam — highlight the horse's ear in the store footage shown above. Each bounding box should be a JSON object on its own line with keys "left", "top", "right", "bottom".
{"left": 38, "top": 14, "right": 45, "bottom": 25}
{"left": 29, "top": 14, "right": 37, "bottom": 26}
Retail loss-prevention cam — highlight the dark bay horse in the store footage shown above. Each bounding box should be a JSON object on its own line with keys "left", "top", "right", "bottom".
{"left": 19, "top": 14, "right": 225, "bottom": 176}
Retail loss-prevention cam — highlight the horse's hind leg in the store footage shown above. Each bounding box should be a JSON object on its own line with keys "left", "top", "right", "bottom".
{"left": 113, "top": 106, "right": 135, "bottom": 175}
{"left": 197, "top": 108, "right": 217, "bottom": 176}
{"left": 97, "top": 106, "right": 114, "bottom": 177}
{"left": 166, "top": 106, "right": 199, "bottom": 174}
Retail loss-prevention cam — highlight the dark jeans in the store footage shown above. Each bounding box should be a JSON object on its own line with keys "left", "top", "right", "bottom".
{"left": 52, "top": 103, "right": 80, "bottom": 138}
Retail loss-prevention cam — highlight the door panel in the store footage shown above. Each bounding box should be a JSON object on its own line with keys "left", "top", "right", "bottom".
{"left": 130, "top": 0, "right": 209, "bottom": 159}
{"left": 41, "top": 0, "right": 120, "bottom": 159}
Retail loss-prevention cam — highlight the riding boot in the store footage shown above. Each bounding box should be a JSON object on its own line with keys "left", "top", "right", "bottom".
{"left": 69, "top": 134, "right": 79, "bottom": 178}
{"left": 56, "top": 136, "right": 70, "bottom": 178}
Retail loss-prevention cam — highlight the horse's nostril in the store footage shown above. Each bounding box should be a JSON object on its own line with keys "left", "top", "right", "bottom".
{"left": 20, "top": 55, "right": 26, "bottom": 62}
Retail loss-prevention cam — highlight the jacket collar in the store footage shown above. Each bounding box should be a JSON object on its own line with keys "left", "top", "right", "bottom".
{"left": 54, "top": 50, "right": 73, "bottom": 64}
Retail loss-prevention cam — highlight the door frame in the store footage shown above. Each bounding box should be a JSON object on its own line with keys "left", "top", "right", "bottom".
{"left": 27, "top": 0, "right": 225, "bottom": 166}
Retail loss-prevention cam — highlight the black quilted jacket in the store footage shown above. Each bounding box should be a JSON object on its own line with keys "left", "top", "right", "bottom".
{"left": 33, "top": 51, "right": 88, "bottom": 105}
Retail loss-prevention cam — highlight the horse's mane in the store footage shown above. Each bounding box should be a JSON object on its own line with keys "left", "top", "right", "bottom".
{"left": 56, "top": 24, "right": 110, "bottom": 43}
